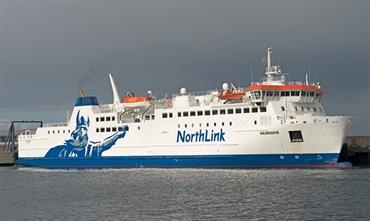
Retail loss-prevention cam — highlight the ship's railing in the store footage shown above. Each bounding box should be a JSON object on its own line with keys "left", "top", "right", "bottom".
{"left": 262, "top": 75, "right": 286, "bottom": 83}
{"left": 171, "top": 89, "right": 219, "bottom": 97}
{"left": 92, "top": 105, "right": 114, "bottom": 113}
{"left": 43, "top": 122, "right": 68, "bottom": 127}
{"left": 250, "top": 80, "right": 318, "bottom": 87}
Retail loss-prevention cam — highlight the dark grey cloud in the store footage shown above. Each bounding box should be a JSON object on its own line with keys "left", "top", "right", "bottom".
{"left": 0, "top": 0, "right": 369, "bottom": 134}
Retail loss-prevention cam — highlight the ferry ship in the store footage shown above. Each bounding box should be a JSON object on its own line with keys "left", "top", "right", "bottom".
{"left": 17, "top": 48, "right": 352, "bottom": 169}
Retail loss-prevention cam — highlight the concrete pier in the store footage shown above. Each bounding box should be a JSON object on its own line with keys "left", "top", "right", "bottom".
{"left": 340, "top": 136, "right": 370, "bottom": 166}
{"left": 0, "top": 151, "right": 16, "bottom": 166}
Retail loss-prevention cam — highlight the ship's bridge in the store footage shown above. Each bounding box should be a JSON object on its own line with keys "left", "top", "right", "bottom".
{"left": 247, "top": 82, "right": 324, "bottom": 105}
{"left": 247, "top": 47, "right": 325, "bottom": 106}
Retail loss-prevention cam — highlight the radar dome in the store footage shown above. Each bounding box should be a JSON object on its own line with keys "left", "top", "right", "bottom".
{"left": 222, "top": 83, "right": 229, "bottom": 91}
{"left": 180, "top": 88, "right": 187, "bottom": 95}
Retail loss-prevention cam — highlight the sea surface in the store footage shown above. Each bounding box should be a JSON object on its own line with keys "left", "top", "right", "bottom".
{"left": 0, "top": 167, "right": 369, "bottom": 221}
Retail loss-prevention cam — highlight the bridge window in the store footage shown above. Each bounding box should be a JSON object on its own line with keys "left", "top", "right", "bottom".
{"left": 145, "top": 115, "right": 150, "bottom": 120}
{"left": 301, "top": 91, "right": 306, "bottom": 96}
{"left": 205, "top": 110, "right": 210, "bottom": 116}
{"left": 227, "top": 109, "right": 234, "bottom": 114}
{"left": 220, "top": 109, "right": 226, "bottom": 115}
{"left": 260, "top": 107, "right": 267, "bottom": 112}
{"left": 253, "top": 91, "right": 261, "bottom": 99}
{"left": 243, "top": 108, "right": 250, "bottom": 113}
{"left": 252, "top": 107, "right": 258, "bottom": 113}
{"left": 212, "top": 110, "right": 218, "bottom": 115}
{"left": 309, "top": 92, "right": 315, "bottom": 97}
{"left": 162, "top": 113, "right": 168, "bottom": 118}
{"left": 281, "top": 106, "right": 285, "bottom": 111}
{"left": 235, "top": 108, "right": 242, "bottom": 114}
{"left": 96, "top": 117, "right": 99, "bottom": 122}
{"left": 106, "top": 127, "right": 111, "bottom": 132}
{"left": 96, "top": 128, "right": 99, "bottom": 133}
{"left": 190, "top": 111, "right": 196, "bottom": 116}
{"left": 274, "top": 91, "right": 280, "bottom": 96}
{"left": 281, "top": 91, "right": 289, "bottom": 96}
{"left": 183, "top": 112, "right": 189, "bottom": 117}
{"left": 169, "top": 113, "right": 173, "bottom": 118}
{"left": 291, "top": 91, "right": 300, "bottom": 96}
{"left": 112, "top": 127, "right": 117, "bottom": 132}
{"left": 266, "top": 91, "right": 273, "bottom": 96}
{"left": 178, "top": 112, "right": 181, "bottom": 117}
{"left": 100, "top": 117, "right": 105, "bottom": 122}
{"left": 197, "top": 111, "right": 203, "bottom": 116}
{"left": 106, "top": 117, "right": 111, "bottom": 121}
{"left": 100, "top": 128, "right": 105, "bottom": 132}
{"left": 112, "top": 116, "right": 115, "bottom": 121}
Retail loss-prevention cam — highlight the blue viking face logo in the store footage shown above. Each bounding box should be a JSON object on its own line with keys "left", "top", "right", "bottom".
{"left": 66, "top": 111, "right": 90, "bottom": 149}
{"left": 44, "top": 110, "right": 128, "bottom": 158}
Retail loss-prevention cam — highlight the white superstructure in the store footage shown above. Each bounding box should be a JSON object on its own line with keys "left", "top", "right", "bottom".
{"left": 17, "top": 48, "right": 352, "bottom": 169}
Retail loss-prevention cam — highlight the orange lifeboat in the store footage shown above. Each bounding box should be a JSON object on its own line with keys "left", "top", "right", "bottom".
{"left": 123, "top": 96, "right": 149, "bottom": 103}
{"left": 218, "top": 90, "right": 245, "bottom": 100}
{"left": 123, "top": 92, "right": 150, "bottom": 102}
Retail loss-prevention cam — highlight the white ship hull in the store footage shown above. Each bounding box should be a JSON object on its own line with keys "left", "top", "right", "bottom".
{"left": 17, "top": 110, "right": 351, "bottom": 168}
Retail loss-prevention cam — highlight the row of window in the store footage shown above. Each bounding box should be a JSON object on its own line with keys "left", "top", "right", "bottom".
{"left": 255, "top": 90, "right": 318, "bottom": 97}
{"left": 48, "top": 130, "right": 70, "bottom": 134}
{"left": 96, "top": 116, "right": 116, "bottom": 122}
{"left": 162, "top": 107, "right": 267, "bottom": 119}
{"left": 297, "top": 106, "right": 322, "bottom": 112}
{"left": 280, "top": 106, "right": 323, "bottom": 113}
{"left": 178, "top": 121, "right": 233, "bottom": 128}
{"left": 96, "top": 127, "right": 119, "bottom": 133}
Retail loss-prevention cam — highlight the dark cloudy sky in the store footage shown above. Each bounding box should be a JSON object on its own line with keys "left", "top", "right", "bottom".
{"left": 0, "top": 0, "right": 369, "bottom": 135}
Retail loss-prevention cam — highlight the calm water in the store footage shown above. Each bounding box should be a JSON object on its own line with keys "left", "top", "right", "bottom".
{"left": 0, "top": 167, "right": 369, "bottom": 221}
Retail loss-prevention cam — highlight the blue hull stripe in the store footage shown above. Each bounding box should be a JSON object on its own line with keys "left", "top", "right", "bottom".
{"left": 16, "top": 153, "right": 349, "bottom": 169}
